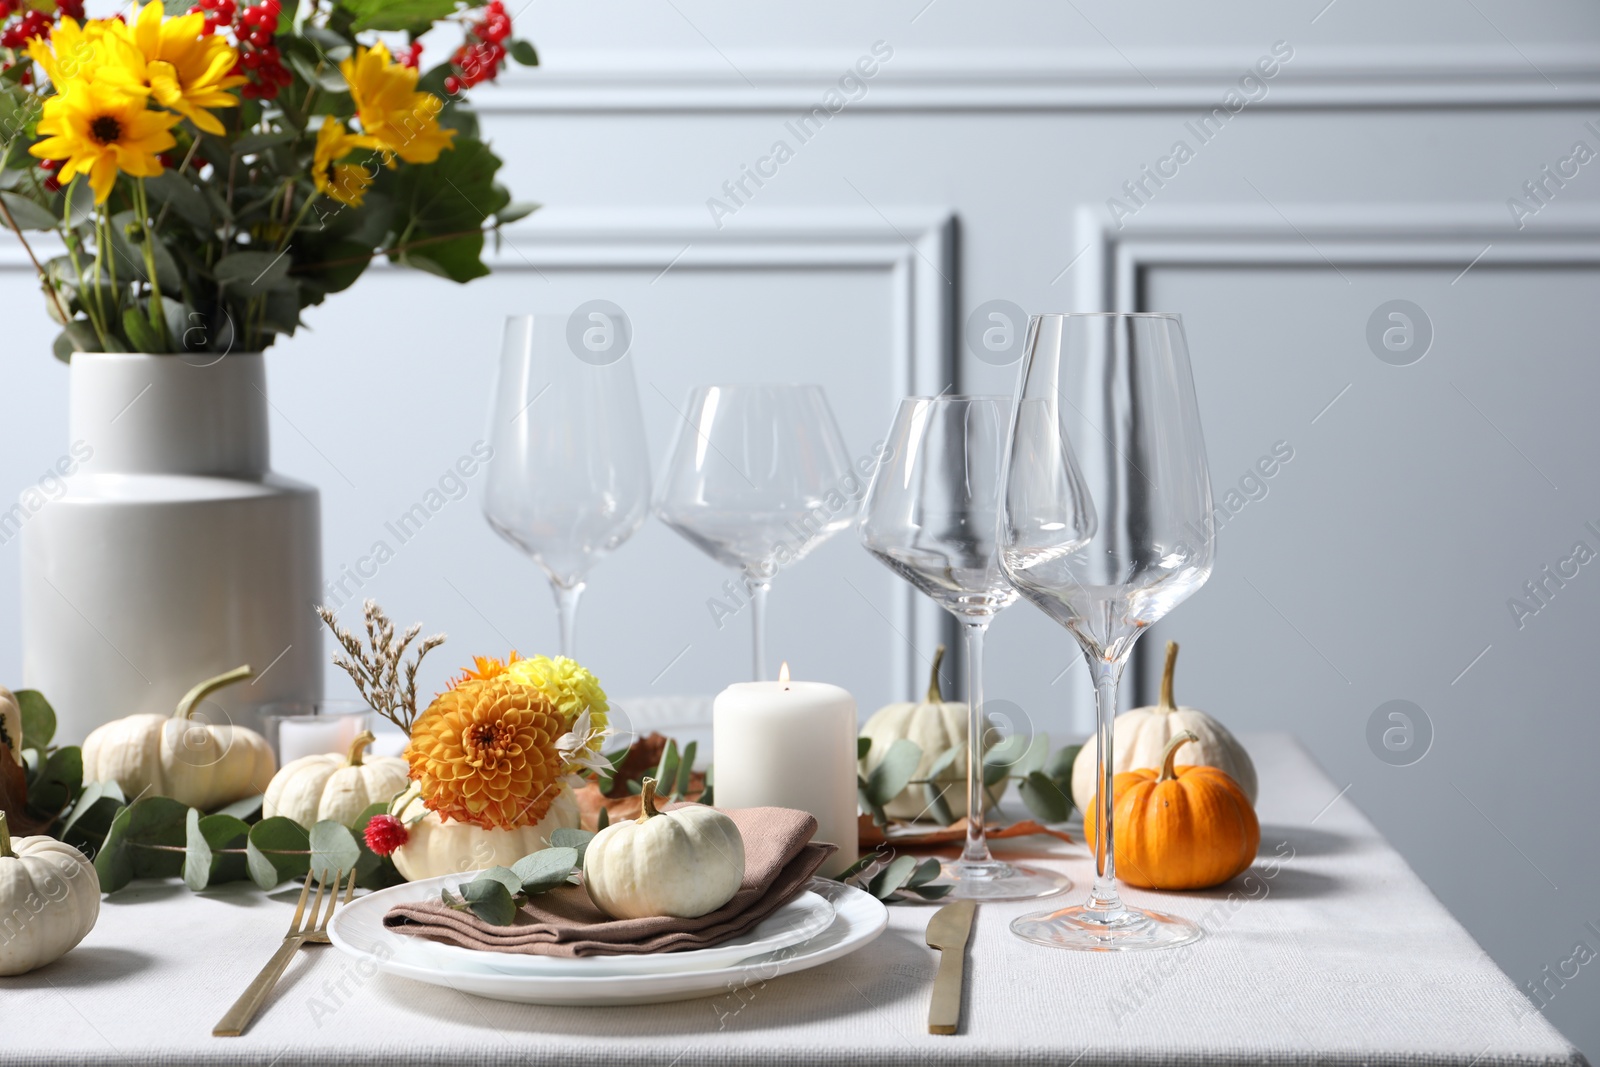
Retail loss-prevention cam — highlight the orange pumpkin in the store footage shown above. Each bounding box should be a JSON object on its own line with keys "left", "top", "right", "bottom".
{"left": 1083, "top": 729, "right": 1259, "bottom": 890}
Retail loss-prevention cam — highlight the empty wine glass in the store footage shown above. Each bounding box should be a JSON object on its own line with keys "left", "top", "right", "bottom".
{"left": 1001, "top": 312, "right": 1216, "bottom": 951}
{"left": 657, "top": 384, "right": 854, "bottom": 680}
{"left": 860, "top": 395, "right": 1079, "bottom": 900}
{"left": 483, "top": 314, "right": 652, "bottom": 656}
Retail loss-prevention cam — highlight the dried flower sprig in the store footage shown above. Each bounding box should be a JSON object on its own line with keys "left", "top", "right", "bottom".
{"left": 316, "top": 600, "right": 446, "bottom": 734}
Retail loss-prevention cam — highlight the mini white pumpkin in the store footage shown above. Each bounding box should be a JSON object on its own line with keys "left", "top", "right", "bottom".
{"left": 0, "top": 687, "right": 20, "bottom": 765}
{"left": 1070, "top": 641, "right": 1257, "bottom": 813}
{"left": 388, "top": 781, "right": 581, "bottom": 883}
{"left": 81, "top": 666, "right": 275, "bottom": 812}
{"left": 0, "top": 811, "right": 100, "bottom": 976}
{"left": 858, "top": 647, "right": 996, "bottom": 822}
{"left": 583, "top": 777, "right": 745, "bottom": 920}
{"left": 263, "top": 731, "right": 409, "bottom": 827}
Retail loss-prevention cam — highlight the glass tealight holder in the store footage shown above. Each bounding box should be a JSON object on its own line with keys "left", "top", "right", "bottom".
{"left": 259, "top": 700, "right": 374, "bottom": 764}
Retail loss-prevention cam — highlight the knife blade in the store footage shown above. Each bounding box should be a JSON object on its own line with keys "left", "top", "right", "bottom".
{"left": 925, "top": 898, "right": 976, "bottom": 1035}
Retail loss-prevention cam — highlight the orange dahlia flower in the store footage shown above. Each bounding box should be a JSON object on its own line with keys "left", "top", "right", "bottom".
{"left": 406, "top": 675, "right": 567, "bottom": 830}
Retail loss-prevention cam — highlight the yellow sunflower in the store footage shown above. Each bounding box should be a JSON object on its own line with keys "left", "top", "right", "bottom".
{"left": 104, "top": 2, "right": 245, "bottom": 136}
{"left": 406, "top": 676, "right": 568, "bottom": 830}
{"left": 29, "top": 79, "right": 180, "bottom": 203}
{"left": 27, "top": 16, "right": 145, "bottom": 92}
{"left": 312, "top": 117, "right": 379, "bottom": 207}
{"left": 340, "top": 42, "right": 455, "bottom": 165}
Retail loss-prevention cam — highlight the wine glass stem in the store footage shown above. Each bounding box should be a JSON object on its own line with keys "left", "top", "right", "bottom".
{"left": 554, "top": 581, "right": 585, "bottom": 659}
{"left": 747, "top": 576, "right": 771, "bottom": 681}
{"left": 1089, "top": 663, "right": 1125, "bottom": 915}
{"left": 961, "top": 619, "right": 993, "bottom": 865}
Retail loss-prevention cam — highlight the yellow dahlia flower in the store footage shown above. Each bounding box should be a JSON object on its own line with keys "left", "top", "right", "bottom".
{"left": 312, "top": 117, "right": 379, "bottom": 207}
{"left": 106, "top": 2, "right": 246, "bottom": 136}
{"left": 30, "top": 79, "right": 180, "bottom": 203}
{"left": 340, "top": 42, "right": 455, "bottom": 165}
{"left": 406, "top": 676, "right": 567, "bottom": 830}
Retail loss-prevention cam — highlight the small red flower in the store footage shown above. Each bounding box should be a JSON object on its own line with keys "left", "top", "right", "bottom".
{"left": 364, "top": 814, "right": 408, "bottom": 857}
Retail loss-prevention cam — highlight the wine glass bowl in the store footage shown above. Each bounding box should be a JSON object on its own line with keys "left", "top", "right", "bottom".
{"left": 1000, "top": 312, "right": 1216, "bottom": 949}
{"left": 860, "top": 395, "right": 1075, "bottom": 901}
{"left": 656, "top": 384, "right": 855, "bottom": 679}
{"left": 483, "top": 314, "right": 652, "bottom": 656}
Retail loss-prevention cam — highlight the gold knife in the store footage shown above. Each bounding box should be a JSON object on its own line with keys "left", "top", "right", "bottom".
{"left": 925, "top": 898, "right": 976, "bottom": 1035}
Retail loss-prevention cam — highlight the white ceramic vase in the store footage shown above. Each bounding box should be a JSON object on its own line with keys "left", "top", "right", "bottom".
{"left": 19, "top": 353, "right": 323, "bottom": 742}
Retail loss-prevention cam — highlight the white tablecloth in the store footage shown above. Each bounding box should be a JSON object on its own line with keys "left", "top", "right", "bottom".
{"left": 0, "top": 733, "right": 1583, "bottom": 1066}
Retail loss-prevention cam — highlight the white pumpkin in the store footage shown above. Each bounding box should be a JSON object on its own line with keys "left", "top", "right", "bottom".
{"left": 81, "top": 666, "right": 275, "bottom": 812}
{"left": 389, "top": 781, "right": 581, "bottom": 882}
{"left": 263, "top": 731, "right": 409, "bottom": 827}
{"left": 858, "top": 647, "right": 996, "bottom": 821}
{"left": 0, "top": 811, "right": 100, "bottom": 976}
{"left": 583, "top": 777, "right": 744, "bottom": 920}
{"left": 0, "top": 687, "right": 20, "bottom": 765}
{"left": 1070, "top": 641, "right": 1257, "bottom": 813}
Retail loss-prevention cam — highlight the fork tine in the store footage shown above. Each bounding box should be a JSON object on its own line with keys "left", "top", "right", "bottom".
{"left": 301, "top": 873, "right": 329, "bottom": 937}
{"left": 286, "top": 868, "right": 314, "bottom": 936}
{"left": 316, "top": 868, "right": 358, "bottom": 933}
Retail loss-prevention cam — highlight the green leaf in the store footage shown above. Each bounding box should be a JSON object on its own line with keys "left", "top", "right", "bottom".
{"left": 924, "top": 784, "right": 953, "bottom": 827}
{"left": 835, "top": 853, "right": 878, "bottom": 881}
{"left": 907, "top": 883, "right": 954, "bottom": 900}
{"left": 856, "top": 736, "right": 871, "bottom": 761}
{"left": 596, "top": 805, "right": 609, "bottom": 831}
{"left": 549, "top": 827, "right": 595, "bottom": 866}
{"left": 340, "top": 0, "right": 458, "bottom": 33}
{"left": 471, "top": 866, "right": 523, "bottom": 896}
{"left": 309, "top": 820, "right": 360, "bottom": 880}
{"left": 510, "top": 846, "right": 578, "bottom": 894}
{"left": 496, "top": 200, "right": 538, "bottom": 225}
{"left": 231, "top": 129, "right": 298, "bottom": 156}
{"left": 246, "top": 817, "right": 310, "bottom": 889}
{"left": 460, "top": 878, "right": 517, "bottom": 925}
{"left": 94, "top": 796, "right": 188, "bottom": 892}
{"left": 211, "top": 794, "right": 263, "bottom": 821}
{"left": 982, "top": 733, "right": 1046, "bottom": 785}
{"left": 865, "top": 854, "right": 917, "bottom": 899}
{"left": 906, "top": 857, "right": 943, "bottom": 889}
{"left": 15, "top": 689, "right": 55, "bottom": 750}
{"left": 183, "top": 808, "right": 213, "bottom": 891}
{"left": 108, "top": 210, "right": 182, "bottom": 292}
{"left": 401, "top": 232, "right": 488, "bottom": 283}
{"left": 25, "top": 745, "right": 81, "bottom": 823}
{"left": 925, "top": 741, "right": 964, "bottom": 782}
{"left": 865, "top": 738, "right": 921, "bottom": 807}
{"left": 1019, "top": 771, "right": 1072, "bottom": 824}
{"left": 1045, "top": 744, "right": 1081, "bottom": 787}
{"left": 1, "top": 191, "right": 58, "bottom": 230}
{"left": 197, "top": 812, "right": 251, "bottom": 885}
{"left": 654, "top": 741, "right": 679, "bottom": 799}
{"left": 61, "top": 778, "right": 124, "bottom": 850}
{"left": 508, "top": 39, "right": 538, "bottom": 66}
{"left": 144, "top": 171, "right": 211, "bottom": 228}
{"left": 121, "top": 305, "right": 163, "bottom": 353}
{"left": 286, "top": 52, "right": 348, "bottom": 94}
{"left": 214, "top": 249, "right": 291, "bottom": 296}
{"left": 675, "top": 741, "right": 697, "bottom": 798}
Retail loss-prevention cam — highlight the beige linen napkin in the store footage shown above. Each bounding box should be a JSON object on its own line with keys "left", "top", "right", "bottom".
{"left": 382, "top": 806, "right": 836, "bottom": 957}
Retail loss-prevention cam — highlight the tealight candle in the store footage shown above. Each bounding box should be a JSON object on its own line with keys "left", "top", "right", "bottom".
{"left": 712, "top": 663, "right": 859, "bottom": 877}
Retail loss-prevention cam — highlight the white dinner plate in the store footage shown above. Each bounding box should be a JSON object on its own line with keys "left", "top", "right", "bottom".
{"left": 380, "top": 879, "right": 835, "bottom": 977}
{"left": 327, "top": 876, "right": 887, "bottom": 1006}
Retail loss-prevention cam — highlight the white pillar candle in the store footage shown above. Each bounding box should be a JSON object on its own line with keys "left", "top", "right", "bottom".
{"left": 277, "top": 717, "right": 355, "bottom": 764}
{"left": 713, "top": 664, "right": 859, "bottom": 878}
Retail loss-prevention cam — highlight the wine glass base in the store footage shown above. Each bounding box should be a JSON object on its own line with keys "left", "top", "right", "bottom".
{"left": 939, "top": 860, "right": 1072, "bottom": 902}
{"left": 1010, "top": 903, "right": 1203, "bottom": 951}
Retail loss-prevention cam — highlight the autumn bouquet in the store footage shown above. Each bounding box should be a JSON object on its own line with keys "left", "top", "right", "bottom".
{"left": 0, "top": 0, "right": 536, "bottom": 357}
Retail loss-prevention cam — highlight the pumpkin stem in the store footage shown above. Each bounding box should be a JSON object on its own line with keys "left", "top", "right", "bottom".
{"left": 0, "top": 810, "right": 11, "bottom": 859}
{"left": 926, "top": 645, "right": 947, "bottom": 703}
{"left": 637, "top": 776, "right": 661, "bottom": 822}
{"left": 173, "top": 665, "right": 253, "bottom": 721}
{"left": 1159, "top": 730, "right": 1199, "bottom": 782}
{"left": 1158, "top": 641, "right": 1180, "bottom": 712}
{"left": 346, "top": 730, "right": 376, "bottom": 767}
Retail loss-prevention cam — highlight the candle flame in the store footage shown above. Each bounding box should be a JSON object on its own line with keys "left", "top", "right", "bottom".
{"left": 778, "top": 661, "right": 790, "bottom": 686}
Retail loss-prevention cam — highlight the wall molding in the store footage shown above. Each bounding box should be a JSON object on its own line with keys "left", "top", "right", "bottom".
{"left": 473, "top": 44, "right": 1600, "bottom": 113}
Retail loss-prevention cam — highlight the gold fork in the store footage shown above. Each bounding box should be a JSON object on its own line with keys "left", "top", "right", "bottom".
{"left": 214, "top": 867, "right": 358, "bottom": 1037}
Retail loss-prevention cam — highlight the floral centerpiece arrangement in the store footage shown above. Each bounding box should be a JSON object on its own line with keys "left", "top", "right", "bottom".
{"left": 0, "top": 0, "right": 536, "bottom": 357}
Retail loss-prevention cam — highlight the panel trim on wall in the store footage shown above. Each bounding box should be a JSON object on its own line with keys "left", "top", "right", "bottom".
{"left": 475, "top": 44, "right": 1600, "bottom": 112}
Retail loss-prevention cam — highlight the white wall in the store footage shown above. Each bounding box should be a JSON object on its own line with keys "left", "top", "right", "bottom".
{"left": 2, "top": 0, "right": 1598, "bottom": 1055}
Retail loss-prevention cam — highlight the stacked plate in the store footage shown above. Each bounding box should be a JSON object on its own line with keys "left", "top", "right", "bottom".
{"left": 327, "top": 874, "right": 889, "bottom": 1005}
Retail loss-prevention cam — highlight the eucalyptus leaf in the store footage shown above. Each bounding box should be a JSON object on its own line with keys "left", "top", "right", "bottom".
{"left": 246, "top": 816, "right": 310, "bottom": 889}
{"left": 924, "top": 784, "right": 954, "bottom": 828}
{"left": 510, "top": 846, "right": 578, "bottom": 894}
{"left": 461, "top": 878, "right": 517, "bottom": 926}
{"left": 62, "top": 778, "right": 123, "bottom": 841}
{"left": 906, "top": 883, "right": 954, "bottom": 900}
{"left": 865, "top": 854, "right": 917, "bottom": 899}
{"left": 15, "top": 689, "right": 55, "bottom": 750}
{"left": 835, "top": 852, "right": 879, "bottom": 881}
{"left": 1019, "top": 771, "right": 1072, "bottom": 824}
{"left": 1, "top": 191, "right": 58, "bottom": 230}
{"left": 1045, "top": 744, "right": 1081, "bottom": 786}
{"left": 309, "top": 820, "right": 360, "bottom": 880}
{"left": 214, "top": 249, "right": 291, "bottom": 296}
{"left": 211, "top": 794, "right": 263, "bottom": 821}
{"left": 197, "top": 812, "right": 251, "bottom": 885}
{"left": 144, "top": 171, "right": 211, "bottom": 228}
{"left": 906, "top": 857, "right": 944, "bottom": 889}
{"left": 924, "top": 741, "right": 965, "bottom": 782}
{"left": 183, "top": 808, "right": 213, "bottom": 891}
{"left": 549, "top": 827, "right": 595, "bottom": 866}
{"left": 856, "top": 736, "right": 871, "bottom": 761}
{"left": 95, "top": 795, "right": 187, "bottom": 892}
{"left": 122, "top": 305, "right": 163, "bottom": 353}
{"left": 25, "top": 745, "right": 82, "bottom": 823}
{"left": 865, "top": 738, "right": 921, "bottom": 807}
{"left": 351, "top": 804, "right": 404, "bottom": 891}
{"left": 596, "top": 805, "right": 610, "bottom": 830}
{"left": 471, "top": 866, "right": 523, "bottom": 896}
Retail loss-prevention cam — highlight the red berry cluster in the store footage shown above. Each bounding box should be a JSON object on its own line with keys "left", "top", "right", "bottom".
{"left": 192, "top": 0, "right": 290, "bottom": 99}
{"left": 398, "top": 40, "right": 423, "bottom": 70}
{"left": 38, "top": 157, "right": 61, "bottom": 193}
{"left": 192, "top": 0, "right": 235, "bottom": 35}
{"left": 55, "top": 0, "right": 82, "bottom": 20}
{"left": 0, "top": 8, "right": 51, "bottom": 48}
{"left": 444, "top": 0, "right": 511, "bottom": 95}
